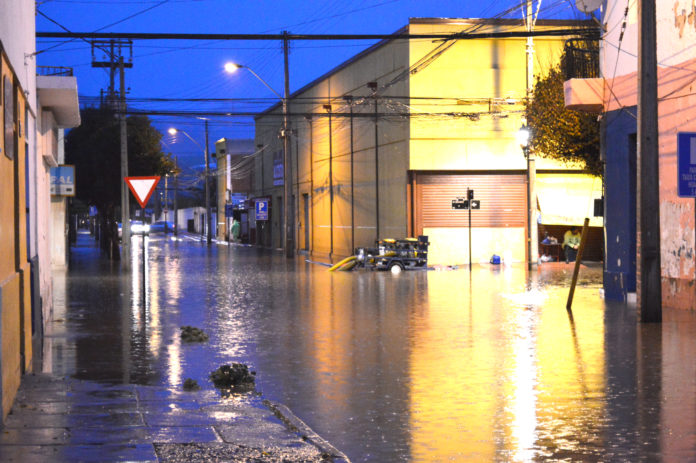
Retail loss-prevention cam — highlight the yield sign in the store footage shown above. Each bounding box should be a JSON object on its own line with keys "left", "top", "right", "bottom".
{"left": 125, "top": 176, "right": 160, "bottom": 208}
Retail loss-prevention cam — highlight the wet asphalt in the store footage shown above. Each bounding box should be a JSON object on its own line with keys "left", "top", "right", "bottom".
{"left": 0, "top": 231, "right": 349, "bottom": 463}
{"left": 6, "top": 229, "right": 696, "bottom": 462}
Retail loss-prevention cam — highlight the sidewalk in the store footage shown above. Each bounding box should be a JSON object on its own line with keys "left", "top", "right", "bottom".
{"left": 0, "top": 232, "right": 349, "bottom": 462}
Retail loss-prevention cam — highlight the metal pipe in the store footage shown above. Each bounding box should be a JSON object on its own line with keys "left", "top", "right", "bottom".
{"left": 372, "top": 87, "right": 380, "bottom": 241}
{"left": 347, "top": 96, "right": 355, "bottom": 253}
{"left": 325, "top": 104, "right": 333, "bottom": 257}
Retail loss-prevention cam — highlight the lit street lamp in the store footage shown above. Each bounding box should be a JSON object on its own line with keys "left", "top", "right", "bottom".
{"left": 168, "top": 126, "right": 212, "bottom": 243}
{"left": 224, "top": 63, "right": 283, "bottom": 100}
{"left": 225, "top": 61, "right": 294, "bottom": 258}
{"left": 518, "top": 124, "right": 533, "bottom": 271}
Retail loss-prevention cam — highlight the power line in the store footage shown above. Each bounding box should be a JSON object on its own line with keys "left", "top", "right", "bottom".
{"left": 36, "top": 27, "right": 599, "bottom": 42}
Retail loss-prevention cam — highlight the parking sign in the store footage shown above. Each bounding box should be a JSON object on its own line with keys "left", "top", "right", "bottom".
{"left": 255, "top": 199, "right": 269, "bottom": 221}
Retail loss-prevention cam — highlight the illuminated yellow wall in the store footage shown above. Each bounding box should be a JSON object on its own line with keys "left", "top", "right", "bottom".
{"left": 257, "top": 36, "right": 411, "bottom": 259}
{"left": 536, "top": 173, "right": 603, "bottom": 227}
{"left": 0, "top": 51, "right": 33, "bottom": 420}
{"left": 255, "top": 19, "right": 595, "bottom": 262}
{"left": 408, "top": 21, "right": 573, "bottom": 171}
{"left": 425, "top": 227, "right": 525, "bottom": 265}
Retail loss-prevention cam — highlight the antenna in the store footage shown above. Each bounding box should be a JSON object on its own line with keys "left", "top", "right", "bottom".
{"left": 575, "top": 0, "right": 602, "bottom": 13}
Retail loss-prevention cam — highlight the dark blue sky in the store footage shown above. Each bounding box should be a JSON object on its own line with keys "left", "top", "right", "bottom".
{"left": 35, "top": 0, "right": 588, "bottom": 170}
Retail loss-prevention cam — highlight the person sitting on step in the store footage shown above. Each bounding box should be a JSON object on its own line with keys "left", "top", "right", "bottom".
{"left": 563, "top": 226, "right": 582, "bottom": 263}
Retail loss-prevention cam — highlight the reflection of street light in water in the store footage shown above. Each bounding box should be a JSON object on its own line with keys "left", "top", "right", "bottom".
{"left": 511, "top": 309, "right": 538, "bottom": 461}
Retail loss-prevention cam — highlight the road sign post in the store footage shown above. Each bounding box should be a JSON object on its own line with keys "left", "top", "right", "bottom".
{"left": 452, "top": 189, "right": 481, "bottom": 270}
{"left": 125, "top": 176, "right": 160, "bottom": 292}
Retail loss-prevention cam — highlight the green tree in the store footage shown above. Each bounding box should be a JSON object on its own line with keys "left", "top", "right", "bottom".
{"left": 525, "top": 65, "right": 601, "bottom": 176}
{"left": 66, "top": 107, "right": 175, "bottom": 257}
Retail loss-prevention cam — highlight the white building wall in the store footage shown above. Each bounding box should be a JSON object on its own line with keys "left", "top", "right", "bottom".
{"left": 0, "top": 0, "right": 36, "bottom": 114}
{"left": 51, "top": 129, "right": 68, "bottom": 268}
{"left": 37, "top": 109, "right": 56, "bottom": 323}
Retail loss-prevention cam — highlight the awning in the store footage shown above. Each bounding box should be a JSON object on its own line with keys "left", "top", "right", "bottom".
{"left": 536, "top": 173, "right": 603, "bottom": 227}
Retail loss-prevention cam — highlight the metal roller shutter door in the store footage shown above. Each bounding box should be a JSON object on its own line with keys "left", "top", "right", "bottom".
{"left": 416, "top": 173, "right": 526, "bottom": 228}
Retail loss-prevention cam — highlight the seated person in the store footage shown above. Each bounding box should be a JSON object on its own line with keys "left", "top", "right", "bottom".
{"left": 563, "top": 227, "right": 582, "bottom": 263}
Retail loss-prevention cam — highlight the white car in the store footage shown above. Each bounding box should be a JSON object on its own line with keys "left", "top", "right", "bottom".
{"left": 118, "top": 220, "right": 150, "bottom": 238}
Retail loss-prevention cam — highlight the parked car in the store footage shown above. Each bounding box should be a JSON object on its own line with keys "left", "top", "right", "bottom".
{"left": 118, "top": 220, "right": 150, "bottom": 238}
{"left": 149, "top": 221, "right": 175, "bottom": 234}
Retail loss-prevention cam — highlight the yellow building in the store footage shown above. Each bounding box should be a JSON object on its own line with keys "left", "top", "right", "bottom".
{"left": 1, "top": 1, "right": 80, "bottom": 421}
{"left": 255, "top": 18, "right": 601, "bottom": 265}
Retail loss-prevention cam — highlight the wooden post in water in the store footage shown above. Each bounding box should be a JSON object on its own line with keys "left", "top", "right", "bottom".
{"left": 566, "top": 217, "right": 590, "bottom": 311}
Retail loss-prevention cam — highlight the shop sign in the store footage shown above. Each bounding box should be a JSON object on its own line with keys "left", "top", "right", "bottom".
{"left": 50, "top": 165, "right": 76, "bottom": 196}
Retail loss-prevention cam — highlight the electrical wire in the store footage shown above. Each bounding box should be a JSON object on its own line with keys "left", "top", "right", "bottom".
{"left": 36, "top": 0, "right": 171, "bottom": 55}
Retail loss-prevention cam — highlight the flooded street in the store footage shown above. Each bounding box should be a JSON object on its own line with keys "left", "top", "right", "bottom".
{"left": 48, "top": 232, "right": 696, "bottom": 462}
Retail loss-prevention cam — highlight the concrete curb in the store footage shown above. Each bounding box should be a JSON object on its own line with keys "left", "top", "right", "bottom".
{"left": 263, "top": 399, "right": 351, "bottom": 463}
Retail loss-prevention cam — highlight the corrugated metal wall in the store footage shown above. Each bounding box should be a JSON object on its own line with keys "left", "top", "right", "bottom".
{"left": 413, "top": 172, "right": 526, "bottom": 232}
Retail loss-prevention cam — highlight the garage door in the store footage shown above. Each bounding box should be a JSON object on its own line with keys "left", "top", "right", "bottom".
{"left": 413, "top": 173, "right": 526, "bottom": 232}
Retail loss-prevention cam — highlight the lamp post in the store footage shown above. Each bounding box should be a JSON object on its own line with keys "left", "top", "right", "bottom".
{"left": 225, "top": 61, "right": 293, "bottom": 258}
{"left": 168, "top": 126, "right": 212, "bottom": 243}
{"left": 518, "top": 125, "right": 533, "bottom": 271}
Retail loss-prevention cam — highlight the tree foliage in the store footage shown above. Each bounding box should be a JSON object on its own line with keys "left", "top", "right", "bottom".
{"left": 526, "top": 65, "right": 601, "bottom": 176}
{"left": 66, "top": 107, "right": 174, "bottom": 256}
{"left": 66, "top": 108, "right": 174, "bottom": 209}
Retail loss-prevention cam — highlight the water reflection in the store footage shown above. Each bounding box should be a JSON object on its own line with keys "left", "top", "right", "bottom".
{"left": 51, "top": 235, "right": 696, "bottom": 462}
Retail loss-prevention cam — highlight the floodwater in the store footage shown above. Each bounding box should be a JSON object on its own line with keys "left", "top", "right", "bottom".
{"left": 48, "top": 231, "right": 696, "bottom": 462}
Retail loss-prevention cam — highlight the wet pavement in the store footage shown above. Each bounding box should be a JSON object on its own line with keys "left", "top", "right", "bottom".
{"left": 6, "top": 230, "right": 696, "bottom": 462}
{"left": 0, "top": 232, "right": 347, "bottom": 463}
{"left": 1, "top": 374, "right": 341, "bottom": 462}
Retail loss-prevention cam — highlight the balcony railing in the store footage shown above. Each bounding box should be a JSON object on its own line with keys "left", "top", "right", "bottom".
{"left": 36, "top": 66, "right": 74, "bottom": 77}
{"left": 563, "top": 39, "right": 599, "bottom": 80}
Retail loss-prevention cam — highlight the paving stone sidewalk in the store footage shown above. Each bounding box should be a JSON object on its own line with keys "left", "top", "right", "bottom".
{"left": 0, "top": 373, "right": 349, "bottom": 462}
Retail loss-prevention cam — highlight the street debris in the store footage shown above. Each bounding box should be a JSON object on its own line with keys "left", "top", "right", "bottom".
{"left": 182, "top": 378, "right": 201, "bottom": 391}
{"left": 180, "top": 325, "right": 209, "bottom": 343}
{"left": 210, "top": 363, "right": 256, "bottom": 391}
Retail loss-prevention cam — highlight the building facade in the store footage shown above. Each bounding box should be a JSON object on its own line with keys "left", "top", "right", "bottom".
{"left": 214, "top": 138, "right": 254, "bottom": 241}
{"left": 565, "top": 2, "right": 696, "bottom": 308}
{"left": 0, "top": 1, "right": 79, "bottom": 420}
{"left": 256, "top": 18, "right": 601, "bottom": 265}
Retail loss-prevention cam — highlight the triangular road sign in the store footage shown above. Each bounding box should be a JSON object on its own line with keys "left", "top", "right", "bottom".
{"left": 125, "top": 176, "right": 160, "bottom": 208}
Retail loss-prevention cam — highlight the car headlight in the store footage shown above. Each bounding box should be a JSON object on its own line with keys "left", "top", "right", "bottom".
{"left": 143, "top": 224, "right": 150, "bottom": 232}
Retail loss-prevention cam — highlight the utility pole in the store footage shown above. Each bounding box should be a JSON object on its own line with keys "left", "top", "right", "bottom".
{"left": 524, "top": 0, "right": 538, "bottom": 270}
{"left": 92, "top": 40, "right": 133, "bottom": 266}
{"left": 204, "top": 119, "right": 212, "bottom": 244}
{"left": 119, "top": 56, "right": 130, "bottom": 268}
{"left": 91, "top": 39, "right": 133, "bottom": 108}
{"left": 283, "top": 31, "right": 294, "bottom": 258}
{"left": 109, "top": 41, "right": 115, "bottom": 101}
{"left": 637, "top": 0, "right": 661, "bottom": 322}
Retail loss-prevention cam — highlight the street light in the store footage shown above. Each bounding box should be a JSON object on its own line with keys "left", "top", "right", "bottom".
{"left": 518, "top": 124, "right": 532, "bottom": 271}
{"left": 168, "top": 126, "right": 212, "bottom": 243}
{"left": 225, "top": 61, "right": 294, "bottom": 258}
{"left": 224, "top": 63, "right": 283, "bottom": 100}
